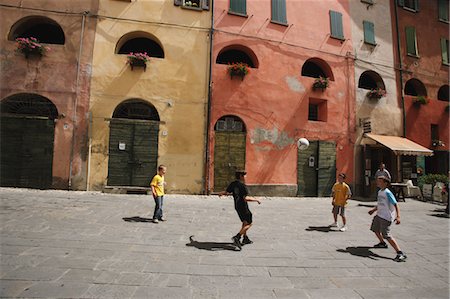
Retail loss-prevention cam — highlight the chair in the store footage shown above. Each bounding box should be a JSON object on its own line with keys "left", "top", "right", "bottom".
{"left": 403, "top": 180, "right": 422, "bottom": 199}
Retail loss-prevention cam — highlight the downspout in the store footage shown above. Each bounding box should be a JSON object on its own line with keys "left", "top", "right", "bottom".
{"left": 393, "top": 2, "right": 406, "bottom": 138}
{"left": 204, "top": 1, "right": 214, "bottom": 195}
{"left": 68, "top": 11, "right": 88, "bottom": 189}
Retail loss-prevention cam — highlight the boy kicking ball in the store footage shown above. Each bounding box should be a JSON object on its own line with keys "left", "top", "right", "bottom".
{"left": 369, "top": 176, "right": 407, "bottom": 262}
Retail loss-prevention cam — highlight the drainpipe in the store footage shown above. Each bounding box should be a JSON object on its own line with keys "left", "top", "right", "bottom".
{"left": 394, "top": 3, "right": 406, "bottom": 138}
{"left": 68, "top": 11, "right": 88, "bottom": 189}
{"left": 204, "top": 1, "right": 214, "bottom": 195}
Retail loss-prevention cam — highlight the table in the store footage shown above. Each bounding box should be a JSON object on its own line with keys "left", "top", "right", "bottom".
{"left": 390, "top": 183, "right": 408, "bottom": 202}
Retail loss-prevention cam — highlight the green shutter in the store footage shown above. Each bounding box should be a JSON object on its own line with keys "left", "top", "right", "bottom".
{"left": 271, "top": 0, "right": 287, "bottom": 24}
{"left": 363, "top": 21, "right": 375, "bottom": 45}
{"left": 405, "top": 26, "right": 417, "bottom": 56}
{"left": 414, "top": 0, "right": 419, "bottom": 11}
{"left": 397, "top": 0, "right": 404, "bottom": 6}
{"left": 441, "top": 38, "right": 449, "bottom": 64}
{"left": 438, "top": 0, "right": 449, "bottom": 21}
{"left": 229, "top": 0, "right": 246, "bottom": 15}
{"left": 330, "top": 11, "right": 344, "bottom": 40}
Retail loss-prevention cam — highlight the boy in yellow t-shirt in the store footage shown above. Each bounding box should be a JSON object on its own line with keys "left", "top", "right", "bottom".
{"left": 150, "top": 165, "right": 166, "bottom": 223}
{"left": 329, "top": 173, "right": 352, "bottom": 231}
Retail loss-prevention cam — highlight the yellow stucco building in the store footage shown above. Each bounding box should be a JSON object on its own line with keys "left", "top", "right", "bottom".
{"left": 88, "top": 0, "right": 211, "bottom": 193}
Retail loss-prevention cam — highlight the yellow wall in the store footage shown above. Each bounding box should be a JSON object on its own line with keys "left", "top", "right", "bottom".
{"left": 88, "top": 0, "right": 211, "bottom": 193}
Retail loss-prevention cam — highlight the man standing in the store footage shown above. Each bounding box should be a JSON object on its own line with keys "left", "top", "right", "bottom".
{"left": 375, "top": 163, "right": 391, "bottom": 182}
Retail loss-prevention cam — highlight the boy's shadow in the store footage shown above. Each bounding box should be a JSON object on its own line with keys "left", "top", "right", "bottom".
{"left": 186, "top": 236, "right": 241, "bottom": 251}
{"left": 305, "top": 226, "right": 338, "bottom": 233}
{"left": 337, "top": 246, "right": 393, "bottom": 260}
{"left": 122, "top": 216, "right": 153, "bottom": 223}
{"left": 428, "top": 208, "right": 449, "bottom": 218}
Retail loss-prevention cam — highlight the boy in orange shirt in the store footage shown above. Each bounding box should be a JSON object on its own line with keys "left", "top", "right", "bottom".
{"left": 329, "top": 173, "right": 352, "bottom": 231}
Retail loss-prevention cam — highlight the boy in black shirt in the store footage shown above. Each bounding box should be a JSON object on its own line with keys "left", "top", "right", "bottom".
{"left": 219, "top": 170, "right": 261, "bottom": 249}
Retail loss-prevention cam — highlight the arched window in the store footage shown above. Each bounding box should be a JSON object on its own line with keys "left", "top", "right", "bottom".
{"left": 216, "top": 45, "right": 258, "bottom": 68}
{"left": 358, "top": 70, "right": 385, "bottom": 90}
{"left": 116, "top": 32, "right": 164, "bottom": 58}
{"left": 437, "top": 85, "right": 449, "bottom": 101}
{"left": 0, "top": 93, "right": 58, "bottom": 119}
{"left": 113, "top": 99, "right": 160, "bottom": 121}
{"left": 8, "top": 16, "right": 65, "bottom": 45}
{"left": 301, "top": 58, "right": 334, "bottom": 81}
{"left": 404, "top": 78, "right": 427, "bottom": 96}
{"left": 215, "top": 115, "right": 246, "bottom": 132}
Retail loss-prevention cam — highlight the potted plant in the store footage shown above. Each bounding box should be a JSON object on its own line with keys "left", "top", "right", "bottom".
{"left": 412, "top": 95, "right": 428, "bottom": 107}
{"left": 366, "top": 88, "right": 386, "bottom": 99}
{"left": 227, "top": 62, "right": 249, "bottom": 80}
{"left": 445, "top": 104, "right": 450, "bottom": 112}
{"left": 432, "top": 139, "right": 445, "bottom": 147}
{"left": 15, "top": 37, "right": 50, "bottom": 58}
{"left": 312, "top": 76, "right": 329, "bottom": 90}
{"left": 127, "top": 52, "right": 150, "bottom": 71}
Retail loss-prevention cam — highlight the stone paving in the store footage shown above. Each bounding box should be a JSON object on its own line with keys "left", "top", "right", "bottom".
{"left": 0, "top": 187, "right": 448, "bottom": 298}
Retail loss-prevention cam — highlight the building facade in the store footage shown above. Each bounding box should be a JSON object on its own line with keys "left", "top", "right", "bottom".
{"left": 0, "top": 1, "right": 99, "bottom": 190}
{"left": 208, "top": 0, "right": 356, "bottom": 196}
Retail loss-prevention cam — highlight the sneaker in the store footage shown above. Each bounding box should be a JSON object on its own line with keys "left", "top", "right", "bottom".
{"left": 159, "top": 217, "right": 166, "bottom": 221}
{"left": 329, "top": 222, "right": 338, "bottom": 228}
{"left": 241, "top": 236, "right": 253, "bottom": 245}
{"left": 373, "top": 242, "right": 388, "bottom": 248}
{"left": 394, "top": 253, "right": 407, "bottom": 262}
{"left": 232, "top": 235, "right": 242, "bottom": 249}
{"left": 339, "top": 226, "right": 347, "bottom": 232}
{"left": 152, "top": 219, "right": 159, "bottom": 223}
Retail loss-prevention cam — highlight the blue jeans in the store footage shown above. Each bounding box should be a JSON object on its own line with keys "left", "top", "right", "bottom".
{"left": 153, "top": 196, "right": 163, "bottom": 220}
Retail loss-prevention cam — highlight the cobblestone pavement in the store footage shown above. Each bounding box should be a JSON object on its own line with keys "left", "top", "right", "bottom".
{"left": 0, "top": 188, "right": 448, "bottom": 298}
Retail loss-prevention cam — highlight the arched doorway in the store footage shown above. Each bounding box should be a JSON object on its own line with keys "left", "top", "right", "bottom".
{"left": 213, "top": 115, "right": 246, "bottom": 192}
{"left": 107, "top": 100, "right": 160, "bottom": 187}
{"left": 0, "top": 93, "right": 58, "bottom": 188}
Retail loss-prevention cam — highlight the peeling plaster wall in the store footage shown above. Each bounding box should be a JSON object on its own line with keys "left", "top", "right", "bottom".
{"left": 88, "top": 0, "right": 211, "bottom": 193}
{"left": 209, "top": 1, "right": 355, "bottom": 194}
{"left": 0, "top": 1, "right": 99, "bottom": 190}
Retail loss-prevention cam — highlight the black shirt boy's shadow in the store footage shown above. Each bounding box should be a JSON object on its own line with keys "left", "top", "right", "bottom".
{"left": 122, "top": 216, "right": 153, "bottom": 223}
{"left": 305, "top": 226, "right": 338, "bottom": 233}
{"left": 337, "top": 246, "right": 393, "bottom": 260}
{"left": 186, "top": 236, "right": 240, "bottom": 251}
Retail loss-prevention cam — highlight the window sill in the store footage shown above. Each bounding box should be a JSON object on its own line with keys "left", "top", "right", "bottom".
{"left": 364, "top": 41, "right": 377, "bottom": 46}
{"left": 402, "top": 7, "right": 418, "bottom": 13}
{"left": 442, "top": 62, "right": 449, "bottom": 67}
{"left": 228, "top": 11, "right": 248, "bottom": 18}
{"left": 407, "top": 53, "right": 420, "bottom": 59}
{"left": 439, "top": 19, "right": 449, "bottom": 24}
{"left": 181, "top": 5, "right": 202, "bottom": 11}
{"left": 270, "top": 20, "right": 289, "bottom": 27}
{"left": 330, "top": 35, "right": 345, "bottom": 41}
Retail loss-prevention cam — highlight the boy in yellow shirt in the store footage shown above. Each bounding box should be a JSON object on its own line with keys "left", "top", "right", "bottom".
{"left": 151, "top": 165, "right": 166, "bottom": 223}
{"left": 329, "top": 173, "right": 352, "bottom": 231}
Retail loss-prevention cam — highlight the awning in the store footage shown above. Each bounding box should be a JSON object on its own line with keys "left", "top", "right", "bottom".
{"left": 363, "top": 133, "right": 434, "bottom": 156}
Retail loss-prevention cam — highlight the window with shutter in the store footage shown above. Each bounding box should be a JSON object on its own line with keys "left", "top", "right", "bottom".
{"left": 441, "top": 38, "right": 449, "bottom": 65}
{"left": 405, "top": 26, "right": 418, "bottom": 56}
{"left": 398, "top": 0, "right": 419, "bottom": 12}
{"left": 438, "top": 0, "right": 449, "bottom": 22}
{"left": 271, "top": 0, "right": 287, "bottom": 25}
{"left": 229, "top": 0, "right": 247, "bottom": 16}
{"left": 329, "top": 11, "right": 344, "bottom": 40}
{"left": 363, "top": 21, "right": 376, "bottom": 45}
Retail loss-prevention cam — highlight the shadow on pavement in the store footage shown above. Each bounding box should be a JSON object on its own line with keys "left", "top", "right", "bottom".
{"left": 428, "top": 208, "right": 450, "bottom": 218}
{"left": 305, "top": 226, "right": 338, "bottom": 233}
{"left": 186, "top": 236, "right": 240, "bottom": 251}
{"left": 357, "top": 203, "right": 376, "bottom": 208}
{"left": 122, "top": 216, "right": 153, "bottom": 223}
{"left": 337, "top": 246, "right": 393, "bottom": 260}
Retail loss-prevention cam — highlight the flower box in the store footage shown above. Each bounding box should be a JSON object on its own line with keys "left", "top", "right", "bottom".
{"left": 227, "top": 62, "right": 249, "bottom": 80}
{"left": 127, "top": 52, "right": 150, "bottom": 71}
{"left": 16, "top": 37, "right": 50, "bottom": 58}
{"left": 366, "top": 88, "right": 386, "bottom": 99}
{"left": 312, "top": 77, "right": 329, "bottom": 90}
{"left": 412, "top": 95, "right": 428, "bottom": 107}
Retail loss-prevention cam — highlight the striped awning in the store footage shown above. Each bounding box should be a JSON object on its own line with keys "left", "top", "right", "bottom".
{"left": 363, "top": 133, "right": 434, "bottom": 156}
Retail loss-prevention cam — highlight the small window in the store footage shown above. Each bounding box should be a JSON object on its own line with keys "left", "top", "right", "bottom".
{"left": 441, "top": 38, "right": 449, "bottom": 65}
{"left": 216, "top": 48, "right": 256, "bottom": 68}
{"left": 229, "top": 0, "right": 247, "bottom": 16}
{"left": 117, "top": 37, "right": 164, "bottom": 58}
{"left": 9, "top": 16, "right": 65, "bottom": 45}
{"left": 437, "top": 85, "right": 449, "bottom": 101}
{"left": 438, "top": 0, "right": 449, "bottom": 22}
{"left": 363, "top": 21, "right": 376, "bottom": 45}
{"left": 308, "top": 99, "right": 327, "bottom": 122}
{"left": 174, "top": 0, "right": 209, "bottom": 10}
{"left": 358, "top": 71, "right": 385, "bottom": 90}
{"left": 183, "top": 0, "right": 201, "bottom": 8}
{"left": 308, "top": 104, "right": 319, "bottom": 121}
{"left": 271, "top": 0, "right": 287, "bottom": 25}
{"left": 405, "top": 26, "right": 418, "bottom": 57}
{"left": 329, "top": 11, "right": 344, "bottom": 40}
{"left": 404, "top": 78, "right": 427, "bottom": 96}
{"left": 398, "top": 0, "right": 419, "bottom": 12}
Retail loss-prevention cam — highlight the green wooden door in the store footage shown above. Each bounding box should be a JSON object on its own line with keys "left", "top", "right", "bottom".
{"left": 297, "top": 140, "right": 336, "bottom": 197}
{"left": 107, "top": 119, "right": 159, "bottom": 187}
{"left": 214, "top": 131, "right": 246, "bottom": 192}
{"left": 0, "top": 116, "right": 54, "bottom": 189}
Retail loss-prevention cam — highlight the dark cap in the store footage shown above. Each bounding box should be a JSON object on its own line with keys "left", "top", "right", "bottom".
{"left": 235, "top": 170, "right": 247, "bottom": 175}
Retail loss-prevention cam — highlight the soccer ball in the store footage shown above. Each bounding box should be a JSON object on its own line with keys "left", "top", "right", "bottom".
{"left": 297, "top": 138, "right": 309, "bottom": 150}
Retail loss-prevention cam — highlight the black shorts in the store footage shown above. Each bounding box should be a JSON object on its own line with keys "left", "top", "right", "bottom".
{"left": 236, "top": 210, "right": 252, "bottom": 224}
